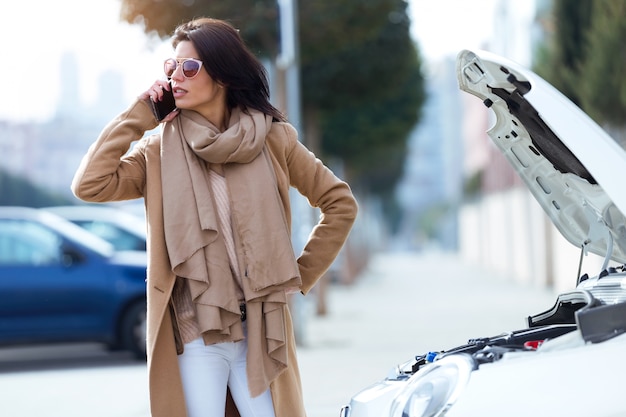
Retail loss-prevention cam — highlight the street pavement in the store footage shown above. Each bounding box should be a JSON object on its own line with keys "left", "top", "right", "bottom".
{"left": 0, "top": 250, "right": 559, "bottom": 417}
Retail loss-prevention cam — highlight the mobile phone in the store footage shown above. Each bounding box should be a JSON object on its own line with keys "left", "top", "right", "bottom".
{"left": 151, "top": 85, "right": 176, "bottom": 121}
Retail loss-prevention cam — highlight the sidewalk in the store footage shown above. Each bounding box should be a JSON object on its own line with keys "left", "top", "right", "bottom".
{"left": 295, "top": 250, "right": 559, "bottom": 417}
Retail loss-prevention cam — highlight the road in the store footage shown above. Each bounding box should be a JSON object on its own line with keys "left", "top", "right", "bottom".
{"left": 0, "top": 251, "right": 558, "bottom": 417}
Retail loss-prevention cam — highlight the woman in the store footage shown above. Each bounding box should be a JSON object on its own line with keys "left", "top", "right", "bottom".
{"left": 71, "top": 17, "right": 357, "bottom": 417}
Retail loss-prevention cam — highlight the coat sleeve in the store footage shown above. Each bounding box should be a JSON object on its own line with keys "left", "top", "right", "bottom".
{"left": 71, "top": 99, "right": 158, "bottom": 203}
{"left": 281, "top": 124, "right": 358, "bottom": 295}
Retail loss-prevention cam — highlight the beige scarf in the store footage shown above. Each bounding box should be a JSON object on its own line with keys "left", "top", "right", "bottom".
{"left": 161, "top": 107, "right": 301, "bottom": 396}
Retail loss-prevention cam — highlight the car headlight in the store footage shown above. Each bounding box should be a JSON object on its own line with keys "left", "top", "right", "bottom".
{"left": 389, "top": 354, "right": 475, "bottom": 417}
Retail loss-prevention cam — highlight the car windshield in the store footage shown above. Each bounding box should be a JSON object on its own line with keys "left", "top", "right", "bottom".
{"left": 0, "top": 219, "right": 63, "bottom": 265}
{"left": 73, "top": 220, "right": 146, "bottom": 251}
{"left": 38, "top": 210, "right": 115, "bottom": 256}
{"left": 44, "top": 206, "right": 147, "bottom": 251}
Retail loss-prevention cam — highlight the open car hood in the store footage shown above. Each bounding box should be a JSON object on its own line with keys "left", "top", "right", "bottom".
{"left": 456, "top": 49, "right": 626, "bottom": 265}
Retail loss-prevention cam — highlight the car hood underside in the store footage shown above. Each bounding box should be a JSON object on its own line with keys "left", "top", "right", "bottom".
{"left": 456, "top": 50, "right": 626, "bottom": 267}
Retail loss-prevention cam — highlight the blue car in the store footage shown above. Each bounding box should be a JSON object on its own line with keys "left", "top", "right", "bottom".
{"left": 0, "top": 206, "right": 147, "bottom": 359}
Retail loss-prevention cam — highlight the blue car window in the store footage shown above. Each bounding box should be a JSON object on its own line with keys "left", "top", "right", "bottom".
{"left": 72, "top": 220, "right": 145, "bottom": 251}
{"left": 0, "top": 219, "right": 62, "bottom": 265}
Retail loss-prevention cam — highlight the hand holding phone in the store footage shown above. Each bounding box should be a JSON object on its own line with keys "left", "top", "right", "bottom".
{"left": 150, "top": 84, "right": 177, "bottom": 121}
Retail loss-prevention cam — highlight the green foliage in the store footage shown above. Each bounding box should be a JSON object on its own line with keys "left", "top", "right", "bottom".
{"left": 533, "top": 0, "right": 593, "bottom": 106}
{"left": 0, "top": 169, "right": 74, "bottom": 207}
{"left": 579, "top": 1, "right": 626, "bottom": 126}
{"left": 299, "top": 2, "right": 391, "bottom": 60}
{"left": 463, "top": 169, "right": 483, "bottom": 199}
{"left": 534, "top": 0, "right": 626, "bottom": 131}
{"left": 300, "top": 0, "right": 425, "bottom": 193}
{"left": 300, "top": 0, "right": 412, "bottom": 106}
{"left": 320, "top": 66, "right": 423, "bottom": 193}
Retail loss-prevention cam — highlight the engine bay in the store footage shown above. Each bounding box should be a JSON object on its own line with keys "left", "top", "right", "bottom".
{"left": 392, "top": 266, "right": 626, "bottom": 379}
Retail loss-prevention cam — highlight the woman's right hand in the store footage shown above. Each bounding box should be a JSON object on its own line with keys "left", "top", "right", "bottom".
{"left": 139, "top": 81, "right": 179, "bottom": 122}
{"left": 139, "top": 80, "right": 171, "bottom": 103}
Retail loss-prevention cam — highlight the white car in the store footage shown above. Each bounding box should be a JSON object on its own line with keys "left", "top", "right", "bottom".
{"left": 340, "top": 50, "right": 626, "bottom": 417}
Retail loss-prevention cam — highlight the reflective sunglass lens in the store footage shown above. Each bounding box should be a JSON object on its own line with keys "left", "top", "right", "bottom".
{"left": 163, "top": 58, "right": 202, "bottom": 79}
{"left": 164, "top": 59, "right": 177, "bottom": 78}
{"left": 182, "top": 60, "right": 201, "bottom": 78}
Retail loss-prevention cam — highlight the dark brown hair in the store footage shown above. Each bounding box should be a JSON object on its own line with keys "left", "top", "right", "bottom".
{"left": 171, "top": 17, "right": 286, "bottom": 122}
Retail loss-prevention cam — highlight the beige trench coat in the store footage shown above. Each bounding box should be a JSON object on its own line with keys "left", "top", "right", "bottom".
{"left": 71, "top": 100, "right": 358, "bottom": 417}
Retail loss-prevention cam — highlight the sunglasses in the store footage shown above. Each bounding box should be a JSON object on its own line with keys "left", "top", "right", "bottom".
{"left": 163, "top": 58, "right": 204, "bottom": 79}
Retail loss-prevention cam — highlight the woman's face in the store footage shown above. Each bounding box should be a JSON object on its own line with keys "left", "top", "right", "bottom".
{"left": 170, "top": 40, "right": 226, "bottom": 120}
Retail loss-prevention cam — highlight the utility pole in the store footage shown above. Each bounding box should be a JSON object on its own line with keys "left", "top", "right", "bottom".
{"left": 277, "top": 0, "right": 302, "bottom": 135}
{"left": 277, "top": 0, "right": 313, "bottom": 345}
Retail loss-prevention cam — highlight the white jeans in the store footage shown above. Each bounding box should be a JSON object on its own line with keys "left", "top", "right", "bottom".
{"left": 177, "top": 328, "right": 276, "bottom": 417}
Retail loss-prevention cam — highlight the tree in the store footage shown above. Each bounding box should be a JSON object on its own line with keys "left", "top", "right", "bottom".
{"left": 579, "top": 1, "right": 626, "bottom": 134}
{"left": 534, "top": 0, "right": 626, "bottom": 143}
{"left": 119, "top": 0, "right": 425, "bottom": 201}
{"left": 533, "top": 0, "right": 593, "bottom": 107}
{"left": 300, "top": 1, "right": 425, "bottom": 195}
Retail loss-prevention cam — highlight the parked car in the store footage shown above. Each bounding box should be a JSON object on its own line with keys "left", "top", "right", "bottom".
{"left": 45, "top": 205, "right": 146, "bottom": 252}
{"left": 340, "top": 49, "right": 626, "bottom": 417}
{"left": 0, "top": 206, "right": 147, "bottom": 359}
